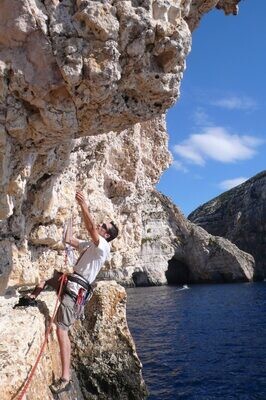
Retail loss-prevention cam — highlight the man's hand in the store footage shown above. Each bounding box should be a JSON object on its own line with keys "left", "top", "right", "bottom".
{"left": 75, "top": 191, "right": 87, "bottom": 208}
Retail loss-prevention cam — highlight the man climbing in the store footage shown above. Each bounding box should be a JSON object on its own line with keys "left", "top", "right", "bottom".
{"left": 18, "top": 191, "right": 119, "bottom": 395}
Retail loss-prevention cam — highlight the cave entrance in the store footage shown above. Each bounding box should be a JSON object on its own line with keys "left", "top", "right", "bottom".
{"left": 165, "top": 256, "right": 190, "bottom": 285}
{"left": 132, "top": 271, "right": 150, "bottom": 287}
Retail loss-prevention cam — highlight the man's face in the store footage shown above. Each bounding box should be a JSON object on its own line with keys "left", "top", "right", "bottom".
{"left": 97, "top": 222, "right": 112, "bottom": 240}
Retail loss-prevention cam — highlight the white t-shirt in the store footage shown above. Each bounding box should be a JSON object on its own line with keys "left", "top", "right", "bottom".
{"left": 74, "top": 236, "right": 110, "bottom": 283}
{"left": 67, "top": 236, "right": 110, "bottom": 295}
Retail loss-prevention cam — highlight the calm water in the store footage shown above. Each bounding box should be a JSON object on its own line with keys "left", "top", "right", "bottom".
{"left": 126, "top": 283, "right": 266, "bottom": 400}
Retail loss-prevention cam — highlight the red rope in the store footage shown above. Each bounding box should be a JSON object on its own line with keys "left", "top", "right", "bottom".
{"left": 17, "top": 273, "right": 67, "bottom": 400}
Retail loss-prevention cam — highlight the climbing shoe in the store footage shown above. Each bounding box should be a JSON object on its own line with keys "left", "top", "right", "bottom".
{"left": 13, "top": 296, "right": 38, "bottom": 308}
{"left": 50, "top": 378, "right": 72, "bottom": 394}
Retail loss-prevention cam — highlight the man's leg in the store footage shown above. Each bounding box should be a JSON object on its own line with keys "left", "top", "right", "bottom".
{"left": 50, "top": 294, "right": 75, "bottom": 394}
{"left": 56, "top": 326, "right": 71, "bottom": 381}
{"left": 14, "top": 270, "right": 63, "bottom": 309}
{"left": 49, "top": 326, "right": 72, "bottom": 394}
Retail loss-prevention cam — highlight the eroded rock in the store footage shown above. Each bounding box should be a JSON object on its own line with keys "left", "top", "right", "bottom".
{"left": 1, "top": 116, "right": 171, "bottom": 293}
{"left": 0, "top": 0, "right": 192, "bottom": 150}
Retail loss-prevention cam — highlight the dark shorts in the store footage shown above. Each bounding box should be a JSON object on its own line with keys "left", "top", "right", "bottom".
{"left": 45, "top": 270, "right": 76, "bottom": 331}
{"left": 55, "top": 293, "right": 76, "bottom": 331}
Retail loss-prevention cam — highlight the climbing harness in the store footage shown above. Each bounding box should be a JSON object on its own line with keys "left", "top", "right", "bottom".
{"left": 74, "top": 286, "right": 93, "bottom": 320}
{"left": 64, "top": 272, "right": 93, "bottom": 320}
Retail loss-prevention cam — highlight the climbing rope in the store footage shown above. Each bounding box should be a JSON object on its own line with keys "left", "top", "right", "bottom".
{"left": 63, "top": 217, "right": 76, "bottom": 267}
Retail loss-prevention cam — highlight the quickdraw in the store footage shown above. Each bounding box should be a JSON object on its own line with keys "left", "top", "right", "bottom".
{"left": 73, "top": 287, "right": 93, "bottom": 320}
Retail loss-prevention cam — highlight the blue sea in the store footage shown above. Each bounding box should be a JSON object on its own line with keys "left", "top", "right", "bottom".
{"left": 126, "top": 283, "right": 266, "bottom": 400}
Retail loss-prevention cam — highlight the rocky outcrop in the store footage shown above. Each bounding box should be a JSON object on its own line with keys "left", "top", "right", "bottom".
{"left": 71, "top": 281, "right": 147, "bottom": 399}
{"left": 186, "top": 0, "right": 240, "bottom": 31}
{"left": 0, "top": 0, "right": 192, "bottom": 153}
{"left": 0, "top": 281, "right": 146, "bottom": 400}
{"left": 1, "top": 291, "right": 75, "bottom": 400}
{"left": 143, "top": 192, "right": 254, "bottom": 284}
{"left": 188, "top": 171, "right": 266, "bottom": 280}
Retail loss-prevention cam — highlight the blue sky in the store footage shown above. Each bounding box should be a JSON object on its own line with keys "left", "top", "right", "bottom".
{"left": 157, "top": 0, "right": 266, "bottom": 216}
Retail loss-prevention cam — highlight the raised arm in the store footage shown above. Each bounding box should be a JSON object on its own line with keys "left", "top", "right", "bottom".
{"left": 75, "top": 191, "right": 100, "bottom": 246}
{"left": 64, "top": 218, "right": 80, "bottom": 249}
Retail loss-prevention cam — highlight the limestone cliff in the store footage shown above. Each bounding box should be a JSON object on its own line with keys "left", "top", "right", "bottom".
{"left": 0, "top": 282, "right": 147, "bottom": 400}
{"left": 0, "top": 0, "right": 243, "bottom": 294}
{"left": 188, "top": 171, "right": 266, "bottom": 280}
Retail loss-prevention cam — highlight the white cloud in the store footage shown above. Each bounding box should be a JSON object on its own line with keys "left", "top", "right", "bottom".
{"left": 173, "top": 127, "right": 263, "bottom": 166}
{"left": 193, "top": 107, "right": 213, "bottom": 126}
{"left": 211, "top": 96, "right": 257, "bottom": 110}
{"left": 174, "top": 143, "right": 205, "bottom": 165}
{"left": 219, "top": 177, "right": 248, "bottom": 191}
{"left": 171, "top": 160, "right": 188, "bottom": 173}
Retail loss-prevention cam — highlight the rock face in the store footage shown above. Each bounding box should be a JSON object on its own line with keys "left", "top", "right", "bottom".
{"left": 188, "top": 171, "right": 266, "bottom": 280}
{"left": 0, "top": 0, "right": 242, "bottom": 295}
{"left": 1, "top": 292, "right": 70, "bottom": 400}
{"left": 0, "top": 0, "right": 192, "bottom": 152}
{"left": 0, "top": 282, "right": 146, "bottom": 400}
{"left": 0, "top": 116, "right": 172, "bottom": 294}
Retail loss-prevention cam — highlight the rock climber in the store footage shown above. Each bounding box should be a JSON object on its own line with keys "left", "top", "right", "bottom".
{"left": 17, "top": 191, "right": 119, "bottom": 394}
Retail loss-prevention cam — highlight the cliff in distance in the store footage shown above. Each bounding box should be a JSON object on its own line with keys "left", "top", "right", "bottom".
{"left": 189, "top": 171, "right": 266, "bottom": 280}
{"left": 114, "top": 190, "right": 254, "bottom": 286}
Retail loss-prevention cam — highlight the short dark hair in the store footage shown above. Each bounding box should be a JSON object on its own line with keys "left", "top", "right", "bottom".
{"left": 107, "top": 221, "right": 119, "bottom": 242}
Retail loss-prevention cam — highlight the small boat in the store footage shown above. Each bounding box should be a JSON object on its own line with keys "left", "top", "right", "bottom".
{"left": 176, "top": 284, "right": 189, "bottom": 291}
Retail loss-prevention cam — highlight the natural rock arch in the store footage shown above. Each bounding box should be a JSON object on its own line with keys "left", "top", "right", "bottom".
{"left": 165, "top": 256, "right": 190, "bottom": 285}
